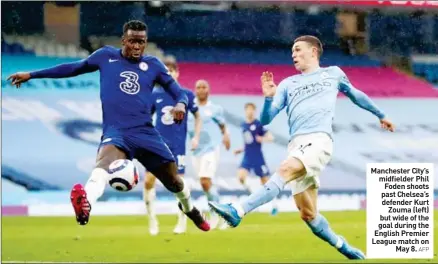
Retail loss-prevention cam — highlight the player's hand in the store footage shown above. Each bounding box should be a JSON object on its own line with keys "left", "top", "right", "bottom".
{"left": 191, "top": 136, "right": 199, "bottom": 151}
{"left": 171, "top": 103, "right": 186, "bottom": 124}
{"left": 380, "top": 118, "right": 395, "bottom": 132}
{"left": 261, "top": 71, "right": 277, "bottom": 97}
{"left": 7, "top": 72, "right": 31, "bottom": 88}
{"left": 255, "top": 135, "right": 264, "bottom": 143}
{"left": 222, "top": 133, "right": 231, "bottom": 151}
{"left": 234, "top": 149, "right": 243, "bottom": 155}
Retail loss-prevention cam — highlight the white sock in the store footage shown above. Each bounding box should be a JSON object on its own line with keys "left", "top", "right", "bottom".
{"left": 144, "top": 187, "right": 157, "bottom": 219}
{"left": 174, "top": 177, "right": 193, "bottom": 213}
{"left": 84, "top": 168, "right": 109, "bottom": 206}
{"left": 271, "top": 197, "right": 278, "bottom": 209}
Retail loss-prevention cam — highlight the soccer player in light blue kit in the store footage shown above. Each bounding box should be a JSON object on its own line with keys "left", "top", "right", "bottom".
{"left": 188, "top": 79, "right": 231, "bottom": 229}
{"left": 209, "top": 35, "right": 395, "bottom": 259}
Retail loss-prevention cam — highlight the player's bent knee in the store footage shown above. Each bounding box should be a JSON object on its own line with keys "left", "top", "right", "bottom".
{"left": 277, "top": 158, "right": 306, "bottom": 182}
{"left": 299, "top": 206, "right": 317, "bottom": 222}
{"left": 149, "top": 162, "right": 183, "bottom": 193}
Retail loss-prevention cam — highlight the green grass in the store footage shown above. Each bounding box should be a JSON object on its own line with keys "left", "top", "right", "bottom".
{"left": 2, "top": 210, "right": 437, "bottom": 263}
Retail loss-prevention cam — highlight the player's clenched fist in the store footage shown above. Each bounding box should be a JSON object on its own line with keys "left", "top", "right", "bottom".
{"left": 7, "top": 72, "right": 31, "bottom": 88}
{"left": 171, "top": 103, "right": 186, "bottom": 124}
{"left": 261, "top": 71, "right": 277, "bottom": 97}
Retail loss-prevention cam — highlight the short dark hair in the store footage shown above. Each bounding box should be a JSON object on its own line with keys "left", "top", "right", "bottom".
{"left": 123, "top": 20, "right": 148, "bottom": 35}
{"left": 244, "top": 102, "right": 256, "bottom": 109}
{"left": 163, "top": 57, "right": 179, "bottom": 72}
{"left": 294, "top": 35, "right": 323, "bottom": 58}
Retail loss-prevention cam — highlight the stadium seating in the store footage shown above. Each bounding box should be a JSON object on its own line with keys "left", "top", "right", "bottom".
{"left": 2, "top": 34, "right": 89, "bottom": 58}
{"left": 411, "top": 54, "right": 438, "bottom": 84}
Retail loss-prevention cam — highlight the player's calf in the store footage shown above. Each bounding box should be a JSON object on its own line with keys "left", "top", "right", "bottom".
{"left": 143, "top": 173, "right": 159, "bottom": 235}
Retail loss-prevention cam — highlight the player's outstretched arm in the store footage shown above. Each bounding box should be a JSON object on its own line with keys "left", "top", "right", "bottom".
{"left": 7, "top": 49, "right": 105, "bottom": 88}
{"left": 338, "top": 71, "right": 395, "bottom": 132}
{"left": 260, "top": 72, "right": 286, "bottom": 125}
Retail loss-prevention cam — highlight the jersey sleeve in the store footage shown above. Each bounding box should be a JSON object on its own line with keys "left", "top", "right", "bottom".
{"left": 335, "top": 66, "right": 386, "bottom": 119}
{"left": 153, "top": 59, "right": 188, "bottom": 106}
{"left": 186, "top": 90, "right": 199, "bottom": 114}
{"left": 258, "top": 121, "right": 268, "bottom": 136}
{"left": 212, "top": 105, "right": 226, "bottom": 125}
{"left": 29, "top": 47, "right": 106, "bottom": 79}
{"left": 260, "top": 79, "right": 288, "bottom": 125}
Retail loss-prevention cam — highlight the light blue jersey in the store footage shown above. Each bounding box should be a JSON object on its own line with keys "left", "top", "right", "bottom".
{"left": 261, "top": 66, "right": 385, "bottom": 140}
{"left": 188, "top": 100, "right": 225, "bottom": 156}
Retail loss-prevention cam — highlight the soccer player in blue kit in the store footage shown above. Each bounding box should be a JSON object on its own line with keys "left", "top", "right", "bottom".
{"left": 209, "top": 35, "right": 395, "bottom": 259}
{"left": 233, "top": 103, "right": 278, "bottom": 215}
{"left": 143, "top": 58, "right": 202, "bottom": 235}
{"left": 8, "top": 20, "right": 210, "bottom": 232}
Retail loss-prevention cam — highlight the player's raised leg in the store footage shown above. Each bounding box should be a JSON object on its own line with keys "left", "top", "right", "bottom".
{"left": 294, "top": 187, "right": 365, "bottom": 259}
{"left": 209, "top": 155, "right": 305, "bottom": 227}
{"left": 71, "top": 144, "right": 127, "bottom": 225}
{"left": 260, "top": 174, "right": 278, "bottom": 216}
{"left": 143, "top": 172, "right": 159, "bottom": 235}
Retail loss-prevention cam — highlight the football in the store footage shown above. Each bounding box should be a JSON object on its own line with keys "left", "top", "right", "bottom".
{"left": 108, "top": 159, "right": 139, "bottom": 192}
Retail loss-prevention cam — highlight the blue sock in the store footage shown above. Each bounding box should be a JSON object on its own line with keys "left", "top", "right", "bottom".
{"left": 306, "top": 214, "right": 342, "bottom": 248}
{"left": 241, "top": 173, "right": 285, "bottom": 215}
{"left": 205, "top": 186, "right": 220, "bottom": 202}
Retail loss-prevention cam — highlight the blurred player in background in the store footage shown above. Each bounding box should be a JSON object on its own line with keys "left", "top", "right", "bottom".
{"left": 144, "top": 58, "right": 202, "bottom": 235}
{"left": 8, "top": 20, "right": 210, "bottom": 232}
{"left": 188, "top": 79, "right": 231, "bottom": 229}
{"left": 233, "top": 103, "right": 278, "bottom": 215}
{"left": 210, "top": 35, "right": 395, "bottom": 259}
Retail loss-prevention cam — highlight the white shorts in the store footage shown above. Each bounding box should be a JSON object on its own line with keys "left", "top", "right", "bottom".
{"left": 287, "top": 132, "right": 333, "bottom": 195}
{"left": 191, "top": 147, "right": 220, "bottom": 179}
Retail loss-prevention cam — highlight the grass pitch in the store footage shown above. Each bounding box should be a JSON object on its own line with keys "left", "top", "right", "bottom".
{"left": 2, "top": 210, "right": 437, "bottom": 263}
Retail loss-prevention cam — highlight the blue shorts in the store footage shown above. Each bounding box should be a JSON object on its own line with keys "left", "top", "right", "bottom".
{"left": 240, "top": 160, "right": 270, "bottom": 177}
{"left": 99, "top": 124, "right": 175, "bottom": 171}
{"left": 168, "top": 144, "right": 186, "bottom": 175}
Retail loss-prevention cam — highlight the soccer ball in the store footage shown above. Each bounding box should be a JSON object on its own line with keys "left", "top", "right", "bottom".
{"left": 108, "top": 159, "right": 139, "bottom": 192}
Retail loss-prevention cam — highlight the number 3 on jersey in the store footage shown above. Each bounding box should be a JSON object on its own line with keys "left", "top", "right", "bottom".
{"left": 161, "top": 105, "right": 174, "bottom": 125}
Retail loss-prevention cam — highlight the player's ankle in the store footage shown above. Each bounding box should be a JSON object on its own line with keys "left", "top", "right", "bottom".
{"left": 232, "top": 202, "right": 245, "bottom": 218}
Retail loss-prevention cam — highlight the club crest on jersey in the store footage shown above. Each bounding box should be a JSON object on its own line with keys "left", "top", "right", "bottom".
{"left": 250, "top": 124, "right": 256, "bottom": 131}
{"left": 139, "top": 62, "right": 148, "bottom": 71}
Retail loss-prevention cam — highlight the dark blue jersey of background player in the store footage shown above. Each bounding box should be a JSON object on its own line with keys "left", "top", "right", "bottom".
{"left": 241, "top": 119, "right": 268, "bottom": 163}
{"left": 7, "top": 20, "right": 210, "bottom": 231}
{"left": 151, "top": 86, "right": 199, "bottom": 152}
{"left": 234, "top": 103, "right": 274, "bottom": 176}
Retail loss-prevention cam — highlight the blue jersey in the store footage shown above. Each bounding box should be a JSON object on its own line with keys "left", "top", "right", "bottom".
{"left": 151, "top": 87, "right": 198, "bottom": 149}
{"left": 29, "top": 45, "right": 188, "bottom": 170}
{"left": 260, "top": 66, "right": 386, "bottom": 140}
{"left": 30, "top": 45, "right": 187, "bottom": 133}
{"left": 188, "top": 100, "right": 225, "bottom": 156}
{"left": 241, "top": 119, "right": 267, "bottom": 163}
